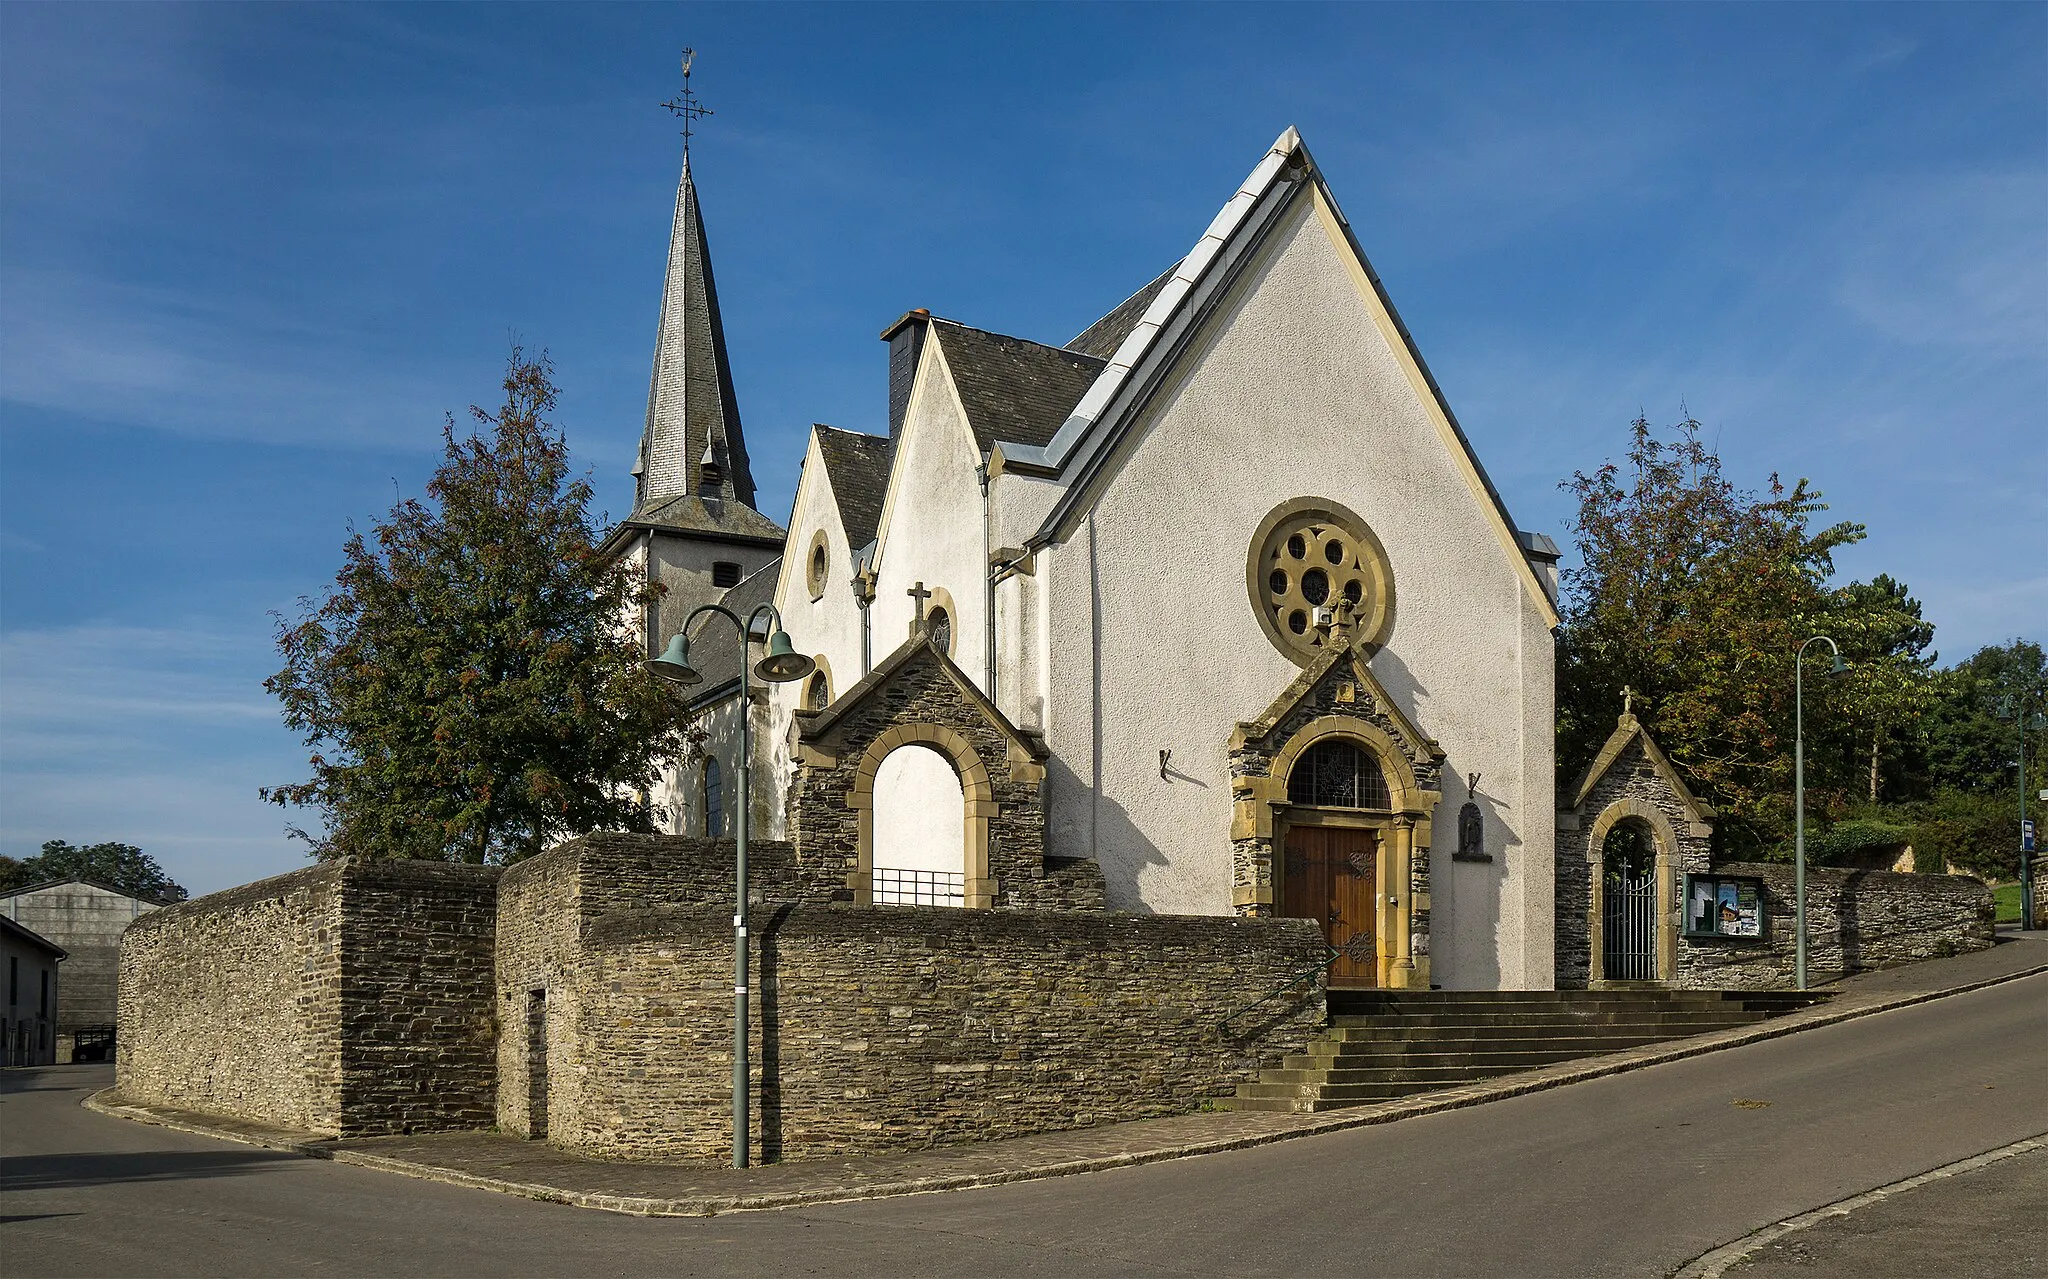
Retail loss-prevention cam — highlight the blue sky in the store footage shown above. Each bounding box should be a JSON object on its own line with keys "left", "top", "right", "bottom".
{"left": 3, "top": 3, "right": 2042, "bottom": 895}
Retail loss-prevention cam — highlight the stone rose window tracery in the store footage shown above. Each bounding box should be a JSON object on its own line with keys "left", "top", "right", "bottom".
{"left": 1248, "top": 499, "right": 1394, "bottom": 663}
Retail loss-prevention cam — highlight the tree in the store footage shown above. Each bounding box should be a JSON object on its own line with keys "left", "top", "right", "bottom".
{"left": 0, "top": 841, "right": 187, "bottom": 902}
{"left": 1556, "top": 415, "right": 1920, "bottom": 853}
{"left": 263, "top": 349, "right": 686, "bottom": 863}
{"left": 1824, "top": 575, "right": 1937, "bottom": 803}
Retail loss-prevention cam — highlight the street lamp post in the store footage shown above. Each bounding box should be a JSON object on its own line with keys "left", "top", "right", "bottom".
{"left": 646, "top": 603, "right": 813, "bottom": 1169}
{"left": 1795, "top": 635, "right": 1847, "bottom": 992}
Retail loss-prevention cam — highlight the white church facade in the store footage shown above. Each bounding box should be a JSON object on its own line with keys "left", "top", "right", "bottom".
{"left": 624, "top": 128, "right": 1562, "bottom": 991}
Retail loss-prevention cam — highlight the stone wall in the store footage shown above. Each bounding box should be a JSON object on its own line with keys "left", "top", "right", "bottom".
{"left": 119, "top": 866, "right": 342, "bottom": 1132}
{"left": 119, "top": 860, "right": 499, "bottom": 1136}
{"left": 520, "top": 900, "right": 1325, "bottom": 1162}
{"left": 494, "top": 833, "right": 834, "bottom": 1139}
{"left": 1675, "top": 863, "right": 1994, "bottom": 990}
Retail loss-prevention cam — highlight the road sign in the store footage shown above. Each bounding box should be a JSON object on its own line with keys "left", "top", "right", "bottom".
{"left": 2025, "top": 819, "right": 2037, "bottom": 854}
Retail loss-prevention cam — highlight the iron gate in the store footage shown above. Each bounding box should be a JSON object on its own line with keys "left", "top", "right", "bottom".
{"left": 1603, "top": 862, "right": 1658, "bottom": 981}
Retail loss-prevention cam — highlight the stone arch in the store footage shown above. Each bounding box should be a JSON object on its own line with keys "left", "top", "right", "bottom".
{"left": 1268, "top": 715, "right": 1427, "bottom": 814}
{"left": 1584, "top": 796, "right": 1680, "bottom": 986}
{"left": 847, "top": 722, "right": 995, "bottom": 908}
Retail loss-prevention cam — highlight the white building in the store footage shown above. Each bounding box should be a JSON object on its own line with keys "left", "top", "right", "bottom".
{"left": 620, "top": 128, "right": 1560, "bottom": 991}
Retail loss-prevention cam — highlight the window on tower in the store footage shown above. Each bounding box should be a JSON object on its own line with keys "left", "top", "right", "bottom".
{"left": 712, "top": 562, "right": 741, "bottom": 588}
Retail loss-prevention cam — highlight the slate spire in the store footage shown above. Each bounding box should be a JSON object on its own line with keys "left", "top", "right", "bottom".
{"left": 635, "top": 157, "right": 757, "bottom": 512}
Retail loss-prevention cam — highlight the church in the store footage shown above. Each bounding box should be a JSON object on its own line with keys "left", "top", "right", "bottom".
{"left": 616, "top": 126, "right": 1561, "bottom": 992}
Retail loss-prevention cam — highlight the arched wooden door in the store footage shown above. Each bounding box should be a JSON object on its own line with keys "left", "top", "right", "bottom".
{"left": 1283, "top": 825, "right": 1378, "bottom": 987}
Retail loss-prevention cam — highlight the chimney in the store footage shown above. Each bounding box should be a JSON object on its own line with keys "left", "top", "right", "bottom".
{"left": 880, "top": 309, "right": 931, "bottom": 441}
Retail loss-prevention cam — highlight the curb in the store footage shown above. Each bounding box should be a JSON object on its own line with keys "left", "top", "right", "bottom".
{"left": 1670, "top": 1134, "right": 2048, "bottom": 1278}
{"left": 87, "top": 961, "right": 2048, "bottom": 1218}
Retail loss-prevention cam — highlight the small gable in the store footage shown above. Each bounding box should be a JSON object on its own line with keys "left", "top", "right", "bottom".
{"left": 787, "top": 631, "right": 1102, "bottom": 912}
{"left": 1231, "top": 635, "right": 1444, "bottom": 792}
{"left": 1567, "top": 709, "right": 1714, "bottom": 828}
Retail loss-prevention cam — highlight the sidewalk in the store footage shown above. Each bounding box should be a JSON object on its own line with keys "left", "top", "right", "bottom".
{"left": 88, "top": 935, "right": 2048, "bottom": 1218}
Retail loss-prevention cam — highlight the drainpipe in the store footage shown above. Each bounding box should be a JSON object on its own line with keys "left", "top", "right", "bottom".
{"left": 854, "top": 565, "right": 875, "bottom": 676}
{"left": 977, "top": 461, "right": 995, "bottom": 704}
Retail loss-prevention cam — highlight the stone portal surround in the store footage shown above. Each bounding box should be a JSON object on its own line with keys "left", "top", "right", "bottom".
{"left": 1228, "top": 641, "right": 1444, "bottom": 988}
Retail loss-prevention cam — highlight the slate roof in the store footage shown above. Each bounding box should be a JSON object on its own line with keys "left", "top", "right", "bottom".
{"left": 599, "top": 493, "right": 787, "bottom": 561}
{"left": 812, "top": 426, "right": 893, "bottom": 550}
{"left": 681, "top": 557, "right": 783, "bottom": 707}
{"left": 636, "top": 158, "right": 759, "bottom": 512}
{"left": 929, "top": 320, "right": 1106, "bottom": 452}
{"left": 1066, "top": 263, "right": 1181, "bottom": 359}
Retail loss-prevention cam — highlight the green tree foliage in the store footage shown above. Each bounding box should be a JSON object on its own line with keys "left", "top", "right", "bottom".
{"left": 263, "top": 350, "right": 686, "bottom": 864}
{"left": 1557, "top": 415, "right": 1868, "bottom": 852}
{"left": 1823, "top": 575, "right": 1937, "bottom": 803}
{"left": 1921, "top": 640, "right": 2047, "bottom": 794}
{"left": 0, "top": 841, "right": 187, "bottom": 902}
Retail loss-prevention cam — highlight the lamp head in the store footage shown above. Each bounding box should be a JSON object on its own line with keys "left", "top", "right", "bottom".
{"left": 1828, "top": 653, "right": 1849, "bottom": 678}
{"left": 646, "top": 634, "right": 703, "bottom": 685}
{"left": 754, "top": 630, "right": 816, "bottom": 683}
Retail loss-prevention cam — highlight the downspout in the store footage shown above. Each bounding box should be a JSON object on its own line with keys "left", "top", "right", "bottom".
{"left": 977, "top": 460, "right": 995, "bottom": 704}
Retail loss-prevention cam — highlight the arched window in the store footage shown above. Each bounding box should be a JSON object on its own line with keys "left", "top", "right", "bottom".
{"left": 703, "top": 757, "right": 724, "bottom": 837}
{"left": 805, "top": 670, "right": 829, "bottom": 711}
{"left": 927, "top": 606, "right": 952, "bottom": 655}
{"left": 1287, "top": 739, "right": 1391, "bottom": 809}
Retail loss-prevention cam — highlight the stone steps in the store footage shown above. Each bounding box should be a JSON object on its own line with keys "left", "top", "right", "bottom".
{"left": 1220, "top": 989, "right": 1827, "bottom": 1114}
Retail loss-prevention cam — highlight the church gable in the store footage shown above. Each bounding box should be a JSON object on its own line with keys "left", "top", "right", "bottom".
{"left": 1008, "top": 128, "right": 1556, "bottom": 628}
{"left": 1229, "top": 633, "right": 1447, "bottom": 803}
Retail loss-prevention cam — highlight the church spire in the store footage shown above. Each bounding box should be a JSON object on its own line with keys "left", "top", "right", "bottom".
{"left": 636, "top": 58, "right": 756, "bottom": 513}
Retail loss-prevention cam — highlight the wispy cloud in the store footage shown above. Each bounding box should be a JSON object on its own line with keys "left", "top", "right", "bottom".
{"left": 0, "top": 267, "right": 463, "bottom": 450}
{"left": 0, "top": 622, "right": 312, "bottom": 894}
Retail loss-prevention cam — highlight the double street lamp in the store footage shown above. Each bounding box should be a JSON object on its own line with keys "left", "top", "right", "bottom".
{"left": 646, "top": 603, "right": 813, "bottom": 1170}
{"left": 1794, "top": 635, "right": 1848, "bottom": 991}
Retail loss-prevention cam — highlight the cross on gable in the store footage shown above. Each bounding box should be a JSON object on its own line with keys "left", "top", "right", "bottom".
{"left": 906, "top": 581, "right": 932, "bottom": 625}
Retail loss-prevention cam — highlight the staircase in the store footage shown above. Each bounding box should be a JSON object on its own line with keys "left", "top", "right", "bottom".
{"left": 1223, "top": 989, "right": 1827, "bottom": 1114}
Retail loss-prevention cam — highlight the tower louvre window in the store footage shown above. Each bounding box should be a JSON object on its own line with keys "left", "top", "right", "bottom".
{"left": 712, "top": 562, "right": 741, "bottom": 588}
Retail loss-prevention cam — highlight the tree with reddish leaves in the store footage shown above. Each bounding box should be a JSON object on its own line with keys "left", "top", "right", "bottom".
{"left": 263, "top": 350, "right": 684, "bottom": 863}
{"left": 1556, "top": 415, "right": 1911, "bottom": 854}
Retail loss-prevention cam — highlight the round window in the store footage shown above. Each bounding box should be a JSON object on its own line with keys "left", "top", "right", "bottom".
{"left": 805, "top": 531, "right": 830, "bottom": 600}
{"left": 1246, "top": 498, "right": 1394, "bottom": 664}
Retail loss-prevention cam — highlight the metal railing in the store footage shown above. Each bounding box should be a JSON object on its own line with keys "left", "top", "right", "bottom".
{"left": 872, "top": 867, "right": 966, "bottom": 908}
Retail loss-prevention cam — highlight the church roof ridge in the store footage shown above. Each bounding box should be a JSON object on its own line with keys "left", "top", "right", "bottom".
{"left": 1066, "top": 261, "right": 1182, "bottom": 359}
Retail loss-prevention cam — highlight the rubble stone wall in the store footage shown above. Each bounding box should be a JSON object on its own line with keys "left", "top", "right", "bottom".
{"left": 118, "top": 861, "right": 498, "bottom": 1136}
{"left": 554, "top": 902, "right": 1326, "bottom": 1162}
{"left": 1676, "top": 863, "right": 1994, "bottom": 989}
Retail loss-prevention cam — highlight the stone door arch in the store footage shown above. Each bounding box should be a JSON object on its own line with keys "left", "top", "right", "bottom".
{"left": 853, "top": 724, "right": 993, "bottom": 908}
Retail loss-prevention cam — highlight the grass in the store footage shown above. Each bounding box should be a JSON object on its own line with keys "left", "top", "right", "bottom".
{"left": 1992, "top": 881, "right": 2025, "bottom": 924}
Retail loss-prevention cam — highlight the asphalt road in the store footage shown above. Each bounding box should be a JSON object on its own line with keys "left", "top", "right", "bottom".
{"left": 3, "top": 974, "right": 2042, "bottom": 1278}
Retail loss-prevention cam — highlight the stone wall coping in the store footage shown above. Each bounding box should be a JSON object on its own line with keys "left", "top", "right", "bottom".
{"left": 580, "top": 899, "right": 1325, "bottom": 952}
{"left": 1712, "top": 862, "right": 1992, "bottom": 894}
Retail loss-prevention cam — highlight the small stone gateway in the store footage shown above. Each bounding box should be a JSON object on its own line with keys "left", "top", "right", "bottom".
{"left": 1556, "top": 709, "right": 1994, "bottom": 993}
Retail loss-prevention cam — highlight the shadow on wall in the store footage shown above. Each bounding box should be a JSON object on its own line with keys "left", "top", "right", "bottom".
{"left": 1436, "top": 768, "right": 1504, "bottom": 990}
{"left": 1367, "top": 647, "right": 1431, "bottom": 729}
{"left": 1044, "top": 754, "right": 1170, "bottom": 913}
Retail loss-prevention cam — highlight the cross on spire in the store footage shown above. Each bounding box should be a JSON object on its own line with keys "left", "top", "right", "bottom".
{"left": 661, "top": 48, "right": 713, "bottom": 159}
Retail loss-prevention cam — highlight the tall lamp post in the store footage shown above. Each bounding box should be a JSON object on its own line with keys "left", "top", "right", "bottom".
{"left": 1795, "top": 635, "right": 1848, "bottom": 991}
{"left": 646, "top": 603, "right": 814, "bottom": 1169}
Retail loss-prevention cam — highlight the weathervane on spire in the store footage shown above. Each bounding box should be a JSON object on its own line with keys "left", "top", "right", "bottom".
{"left": 661, "top": 48, "right": 713, "bottom": 159}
